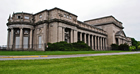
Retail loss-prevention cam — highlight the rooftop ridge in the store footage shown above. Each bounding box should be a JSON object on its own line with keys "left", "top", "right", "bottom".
{"left": 77, "top": 20, "right": 104, "bottom": 31}
{"left": 14, "top": 12, "right": 33, "bottom": 15}
{"left": 84, "top": 15, "right": 122, "bottom": 24}
{"left": 33, "top": 7, "right": 77, "bottom": 17}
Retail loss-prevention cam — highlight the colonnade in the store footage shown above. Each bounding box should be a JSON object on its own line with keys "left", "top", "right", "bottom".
{"left": 58, "top": 27, "right": 78, "bottom": 43}
{"left": 117, "top": 38, "right": 131, "bottom": 46}
{"left": 78, "top": 32, "right": 108, "bottom": 50}
{"left": 7, "top": 28, "right": 33, "bottom": 50}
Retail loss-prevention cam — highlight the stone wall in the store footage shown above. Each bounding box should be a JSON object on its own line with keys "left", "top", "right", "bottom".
{"left": 84, "top": 16, "right": 123, "bottom": 28}
{"left": 6, "top": 7, "right": 132, "bottom": 51}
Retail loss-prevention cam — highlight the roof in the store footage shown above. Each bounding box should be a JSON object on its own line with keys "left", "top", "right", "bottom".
{"left": 77, "top": 20, "right": 104, "bottom": 31}
{"left": 14, "top": 12, "right": 33, "bottom": 15}
{"left": 115, "top": 30, "right": 126, "bottom": 37}
{"left": 34, "top": 7, "right": 77, "bottom": 17}
{"left": 50, "top": 7, "right": 77, "bottom": 17}
{"left": 84, "top": 15, "right": 122, "bottom": 24}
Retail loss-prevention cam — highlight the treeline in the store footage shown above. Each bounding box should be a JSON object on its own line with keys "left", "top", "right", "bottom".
{"left": 111, "top": 38, "right": 140, "bottom": 51}
{"left": 131, "top": 38, "right": 140, "bottom": 48}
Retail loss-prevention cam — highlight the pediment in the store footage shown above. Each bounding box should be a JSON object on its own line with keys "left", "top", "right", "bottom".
{"left": 115, "top": 30, "right": 126, "bottom": 37}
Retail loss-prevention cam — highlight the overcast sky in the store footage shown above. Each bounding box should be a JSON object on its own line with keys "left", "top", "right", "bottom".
{"left": 0, "top": 0, "right": 140, "bottom": 45}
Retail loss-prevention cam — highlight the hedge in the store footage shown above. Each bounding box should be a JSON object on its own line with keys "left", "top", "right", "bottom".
{"left": 111, "top": 43, "right": 129, "bottom": 51}
{"left": 46, "top": 41, "right": 93, "bottom": 51}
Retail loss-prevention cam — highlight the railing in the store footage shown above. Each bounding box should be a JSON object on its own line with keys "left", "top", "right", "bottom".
{"left": 3, "top": 44, "right": 46, "bottom": 51}
{"left": 90, "top": 46, "right": 111, "bottom": 51}
{"left": 0, "top": 45, "right": 7, "bottom": 51}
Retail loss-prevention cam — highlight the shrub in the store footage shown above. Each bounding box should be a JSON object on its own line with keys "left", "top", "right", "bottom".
{"left": 129, "top": 46, "right": 136, "bottom": 51}
{"left": 46, "top": 41, "right": 92, "bottom": 51}
{"left": 119, "top": 43, "right": 129, "bottom": 51}
{"left": 72, "top": 41, "right": 92, "bottom": 51}
{"left": 137, "top": 45, "right": 140, "bottom": 49}
{"left": 111, "top": 44, "right": 118, "bottom": 50}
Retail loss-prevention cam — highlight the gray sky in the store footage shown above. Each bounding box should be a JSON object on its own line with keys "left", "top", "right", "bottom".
{"left": 0, "top": 0, "right": 140, "bottom": 45}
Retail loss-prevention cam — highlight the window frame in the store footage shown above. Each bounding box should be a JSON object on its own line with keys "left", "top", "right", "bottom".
{"left": 24, "top": 16, "right": 29, "bottom": 19}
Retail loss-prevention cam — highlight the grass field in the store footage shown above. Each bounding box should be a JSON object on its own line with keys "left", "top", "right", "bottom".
{"left": 0, "top": 51, "right": 128, "bottom": 55}
{"left": 0, "top": 53, "right": 140, "bottom": 74}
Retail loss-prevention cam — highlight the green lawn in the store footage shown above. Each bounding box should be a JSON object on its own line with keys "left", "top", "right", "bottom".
{"left": 0, "top": 54, "right": 140, "bottom": 74}
{"left": 0, "top": 51, "right": 128, "bottom": 55}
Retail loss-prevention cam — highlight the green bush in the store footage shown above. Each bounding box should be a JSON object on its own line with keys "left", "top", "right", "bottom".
{"left": 72, "top": 41, "right": 92, "bottom": 51}
{"left": 119, "top": 43, "right": 129, "bottom": 51}
{"left": 46, "top": 41, "right": 92, "bottom": 51}
{"left": 129, "top": 46, "right": 136, "bottom": 51}
{"left": 137, "top": 45, "right": 140, "bottom": 49}
{"left": 111, "top": 44, "right": 118, "bottom": 50}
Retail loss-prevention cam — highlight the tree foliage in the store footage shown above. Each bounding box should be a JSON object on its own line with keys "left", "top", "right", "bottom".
{"left": 111, "top": 44, "right": 118, "bottom": 50}
{"left": 129, "top": 46, "right": 136, "bottom": 51}
{"left": 111, "top": 43, "right": 129, "bottom": 51}
{"left": 131, "top": 38, "right": 138, "bottom": 47}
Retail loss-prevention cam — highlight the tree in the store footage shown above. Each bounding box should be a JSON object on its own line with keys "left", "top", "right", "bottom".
{"left": 131, "top": 38, "right": 138, "bottom": 47}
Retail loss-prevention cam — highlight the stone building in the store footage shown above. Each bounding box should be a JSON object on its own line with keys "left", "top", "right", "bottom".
{"left": 6, "top": 7, "right": 131, "bottom": 51}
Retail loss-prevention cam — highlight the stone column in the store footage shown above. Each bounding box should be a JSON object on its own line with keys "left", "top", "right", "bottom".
{"left": 105, "top": 38, "right": 107, "bottom": 50}
{"left": 7, "top": 29, "right": 10, "bottom": 49}
{"left": 84, "top": 33, "right": 86, "bottom": 43}
{"left": 20, "top": 28, "right": 23, "bottom": 49}
{"left": 62, "top": 27, "right": 65, "bottom": 41}
{"left": 10, "top": 28, "right": 14, "bottom": 49}
{"left": 120, "top": 39, "right": 122, "bottom": 44}
{"left": 80, "top": 32, "right": 82, "bottom": 41}
{"left": 88, "top": 34, "right": 90, "bottom": 46}
{"left": 91, "top": 35, "right": 94, "bottom": 50}
{"left": 74, "top": 30, "right": 77, "bottom": 42}
{"left": 101, "top": 37, "right": 102, "bottom": 50}
{"left": 94, "top": 36, "right": 97, "bottom": 50}
{"left": 70, "top": 29, "right": 73, "bottom": 43}
{"left": 102, "top": 38, "right": 104, "bottom": 50}
{"left": 58, "top": 27, "right": 63, "bottom": 42}
{"left": 30, "top": 29, "right": 33, "bottom": 49}
{"left": 98, "top": 36, "right": 100, "bottom": 50}
{"left": 118, "top": 38, "right": 120, "bottom": 45}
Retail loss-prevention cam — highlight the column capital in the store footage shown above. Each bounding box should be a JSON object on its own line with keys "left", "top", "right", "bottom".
{"left": 30, "top": 28, "right": 34, "bottom": 30}
{"left": 20, "top": 27, "right": 23, "bottom": 29}
{"left": 8, "top": 27, "right": 13, "bottom": 30}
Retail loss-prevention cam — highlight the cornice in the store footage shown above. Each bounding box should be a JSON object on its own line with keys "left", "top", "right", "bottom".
{"left": 77, "top": 26, "right": 107, "bottom": 36}
{"left": 94, "top": 22, "right": 124, "bottom": 29}
{"left": 6, "top": 22, "right": 33, "bottom": 26}
{"left": 7, "top": 19, "right": 107, "bottom": 36}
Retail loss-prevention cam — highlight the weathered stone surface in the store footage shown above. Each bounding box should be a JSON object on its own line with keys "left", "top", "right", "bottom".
{"left": 6, "top": 7, "right": 131, "bottom": 51}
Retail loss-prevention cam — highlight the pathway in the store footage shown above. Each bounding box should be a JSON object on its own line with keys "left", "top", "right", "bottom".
{"left": 0, "top": 52, "right": 140, "bottom": 60}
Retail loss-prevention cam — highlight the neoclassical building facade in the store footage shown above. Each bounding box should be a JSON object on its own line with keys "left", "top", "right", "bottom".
{"left": 6, "top": 7, "right": 131, "bottom": 51}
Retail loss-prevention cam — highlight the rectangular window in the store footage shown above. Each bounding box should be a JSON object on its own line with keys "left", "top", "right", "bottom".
{"left": 64, "top": 14, "right": 66, "bottom": 17}
{"left": 15, "top": 37, "right": 20, "bottom": 48}
{"left": 39, "top": 15, "right": 42, "bottom": 18}
{"left": 38, "top": 36, "right": 42, "bottom": 48}
{"left": 24, "top": 16, "right": 29, "bottom": 19}
{"left": 69, "top": 16, "right": 71, "bottom": 19}
{"left": 23, "top": 37, "right": 28, "bottom": 48}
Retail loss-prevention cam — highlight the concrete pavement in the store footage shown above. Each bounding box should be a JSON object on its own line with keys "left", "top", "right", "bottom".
{"left": 0, "top": 52, "right": 140, "bottom": 60}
